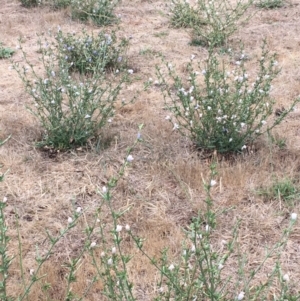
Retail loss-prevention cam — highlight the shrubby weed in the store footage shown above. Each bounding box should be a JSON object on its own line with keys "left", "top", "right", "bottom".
{"left": 170, "top": 0, "right": 206, "bottom": 29}
{"left": 13, "top": 28, "right": 130, "bottom": 150}
{"left": 56, "top": 29, "right": 128, "bottom": 74}
{"left": 0, "top": 43, "right": 15, "bottom": 59}
{"left": 0, "top": 146, "right": 299, "bottom": 299}
{"left": 71, "top": 0, "right": 120, "bottom": 26}
{"left": 171, "top": 0, "right": 254, "bottom": 47}
{"left": 157, "top": 43, "right": 300, "bottom": 153}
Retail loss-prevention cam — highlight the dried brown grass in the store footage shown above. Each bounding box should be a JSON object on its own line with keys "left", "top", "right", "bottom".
{"left": 1, "top": 0, "right": 300, "bottom": 300}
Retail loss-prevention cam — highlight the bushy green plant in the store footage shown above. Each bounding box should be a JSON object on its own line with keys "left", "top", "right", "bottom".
{"left": 157, "top": 43, "right": 299, "bottom": 153}
{"left": 56, "top": 29, "right": 128, "bottom": 74}
{"left": 71, "top": 0, "right": 120, "bottom": 26}
{"left": 170, "top": 0, "right": 206, "bottom": 28}
{"left": 0, "top": 43, "right": 15, "bottom": 59}
{"left": 172, "top": 0, "right": 254, "bottom": 47}
{"left": 13, "top": 29, "right": 130, "bottom": 150}
{"left": 256, "top": 0, "right": 285, "bottom": 8}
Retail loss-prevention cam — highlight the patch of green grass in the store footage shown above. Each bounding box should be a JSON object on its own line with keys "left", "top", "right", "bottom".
{"left": 153, "top": 31, "right": 169, "bottom": 38}
{"left": 256, "top": 0, "right": 285, "bottom": 9}
{"left": 258, "top": 177, "right": 300, "bottom": 204}
{"left": 0, "top": 43, "right": 15, "bottom": 59}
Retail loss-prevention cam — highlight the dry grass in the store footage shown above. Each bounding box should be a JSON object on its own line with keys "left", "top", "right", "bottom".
{"left": 1, "top": 0, "right": 300, "bottom": 300}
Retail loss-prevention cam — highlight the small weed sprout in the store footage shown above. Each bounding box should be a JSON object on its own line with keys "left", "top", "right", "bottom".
{"left": 71, "top": 0, "right": 120, "bottom": 26}
{"left": 157, "top": 43, "right": 299, "bottom": 153}
{"left": 0, "top": 43, "right": 15, "bottom": 59}
{"left": 56, "top": 29, "right": 128, "bottom": 74}
{"left": 13, "top": 29, "right": 129, "bottom": 150}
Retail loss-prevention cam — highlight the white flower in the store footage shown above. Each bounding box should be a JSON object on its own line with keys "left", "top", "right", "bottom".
{"left": 168, "top": 264, "right": 175, "bottom": 271}
{"left": 29, "top": 269, "right": 35, "bottom": 276}
{"left": 210, "top": 180, "right": 217, "bottom": 187}
{"left": 229, "top": 138, "right": 233, "bottom": 142}
{"left": 241, "top": 145, "right": 247, "bottom": 150}
{"left": 125, "top": 224, "right": 130, "bottom": 231}
{"left": 107, "top": 258, "right": 113, "bottom": 265}
{"left": 116, "top": 225, "right": 123, "bottom": 232}
{"left": 68, "top": 217, "right": 73, "bottom": 224}
{"left": 235, "top": 61, "right": 241, "bottom": 66}
{"left": 112, "top": 247, "right": 116, "bottom": 254}
{"left": 76, "top": 207, "right": 82, "bottom": 213}
{"left": 51, "top": 70, "right": 55, "bottom": 77}
{"left": 100, "top": 251, "right": 105, "bottom": 257}
{"left": 191, "top": 54, "right": 195, "bottom": 60}
{"left": 207, "top": 106, "right": 211, "bottom": 110}
{"left": 127, "top": 155, "right": 134, "bottom": 162}
{"left": 240, "top": 122, "right": 246, "bottom": 128}
{"left": 191, "top": 244, "right": 196, "bottom": 252}
{"left": 165, "top": 115, "right": 171, "bottom": 120}
{"left": 261, "top": 120, "right": 267, "bottom": 125}
{"left": 108, "top": 118, "right": 112, "bottom": 123}
{"left": 158, "top": 287, "right": 164, "bottom": 293}
{"left": 202, "top": 69, "right": 206, "bottom": 75}
{"left": 90, "top": 242, "right": 96, "bottom": 248}
{"left": 283, "top": 274, "right": 289, "bottom": 282}
{"left": 173, "top": 123, "right": 179, "bottom": 130}
{"left": 218, "top": 263, "right": 224, "bottom": 270}
{"left": 167, "top": 63, "right": 172, "bottom": 69}
{"left": 291, "top": 213, "right": 297, "bottom": 220}
{"left": 85, "top": 114, "right": 91, "bottom": 119}
{"left": 2, "top": 197, "right": 7, "bottom": 203}
{"left": 205, "top": 225, "right": 210, "bottom": 232}
{"left": 102, "top": 186, "right": 107, "bottom": 193}
{"left": 237, "top": 291, "right": 245, "bottom": 300}
{"left": 128, "top": 69, "right": 134, "bottom": 74}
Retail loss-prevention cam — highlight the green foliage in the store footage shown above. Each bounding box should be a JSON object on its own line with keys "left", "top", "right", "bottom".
{"left": 256, "top": 0, "right": 285, "bottom": 9}
{"left": 49, "top": 0, "right": 71, "bottom": 9}
{"left": 157, "top": 43, "right": 299, "bottom": 153}
{"left": 0, "top": 143, "right": 299, "bottom": 300}
{"left": 71, "top": 0, "right": 120, "bottom": 26}
{"left": 13, "top": 29, "right": 129, "bottom": 150}
{"left": 171, "top": 0, "right": 254, "bottom": 47}
{"left": 56, "top": 29, "right": 128, "bottom": 74}
{"left": 0, "top": 43, "right": 15, "bottom": 59}
{"left": 19, "top": 0, "right": 41, "bottom": 7}
{"left": 258, "top": 177, "right": 300, "bottom": 203}
{"left": 170, "top": 0, "right": 206, "bottom": 28}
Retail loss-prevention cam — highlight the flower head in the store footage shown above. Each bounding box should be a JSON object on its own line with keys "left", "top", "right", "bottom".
{"left": 168, "top": 264, "right": 175, "bottom": 271}
{"left": 283, "top": 274, "right": 289, "bottom": 282}
{"left": 125, "top": 224, "right": 130, "bottom": 231}
{"left": 116, "top": 225, "right": 123, "bottom": 232}
{"left": 127, "top": 155, "right": 134, "bottom": 162}
{"left": 210, "top": 180, "right": 217, "bottom": 187}
{"left": 68, "top": 217, "right": 73, "bottom": 224}
{"left": 237, "top": 292, "right": 245, "bottom": 300}
{"left": 90, "top": 242, "right": 96, "bottom": 248}
{"left": 107, "top": 258, "right": 113, "bottom": 265}
{"left": 291, "top": 213, "right": 297, "bottom": 220}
